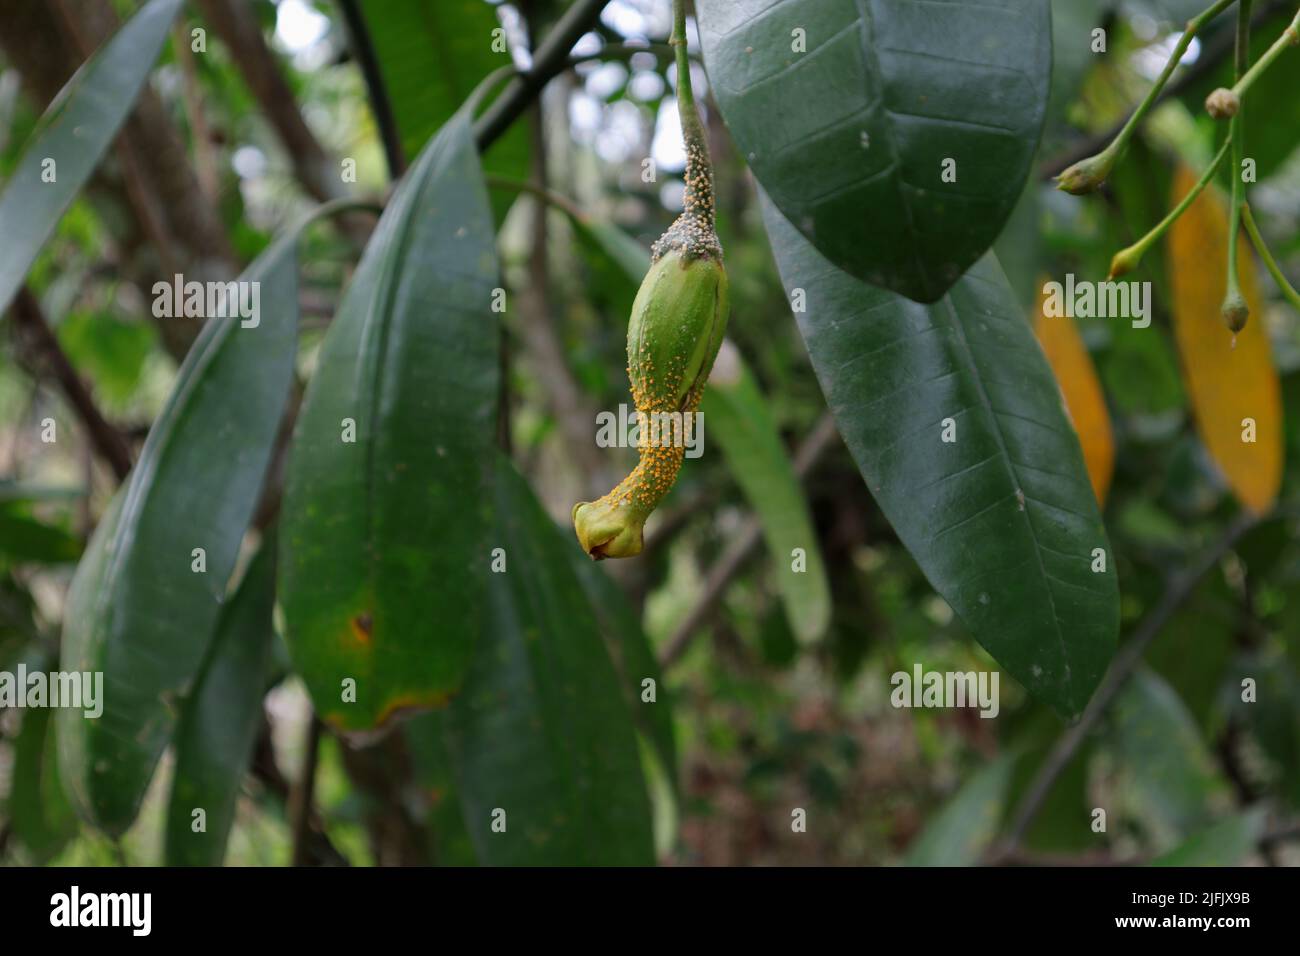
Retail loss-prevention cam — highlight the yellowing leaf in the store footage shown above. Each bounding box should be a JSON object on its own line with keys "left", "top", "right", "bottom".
{"left": 1034, "top": 280, "right": 1115, "bottom": 506}
{"left": 1167, "top": 165, "right": 1282, "bottom": 515}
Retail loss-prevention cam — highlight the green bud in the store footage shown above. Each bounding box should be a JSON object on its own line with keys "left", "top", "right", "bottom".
{"left": 1056, "top": 151, "right": 1115, "bottom": 195}
{"left": 1222, "top": 289, "right": 1249, "bottom": 333}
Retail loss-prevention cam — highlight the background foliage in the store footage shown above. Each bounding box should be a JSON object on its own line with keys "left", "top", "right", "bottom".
{"left": 0, "top": 0, "right": 1298, "bottom": 866}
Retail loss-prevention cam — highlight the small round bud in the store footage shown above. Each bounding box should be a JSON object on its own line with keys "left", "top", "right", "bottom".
{"left": 1221, "top": 290, "right": 1249, "bottom": 333}
{"left": 1056, "top": 152, "right": 1115, "bottom": 195}
{"left": 1205, "top": 88, "right": 1240, "bottom": 120}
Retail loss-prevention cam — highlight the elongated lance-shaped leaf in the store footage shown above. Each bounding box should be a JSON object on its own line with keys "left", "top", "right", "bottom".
{"left": 360, "top": 0, "right": 528, "bottom": 219}
{"left": 0, "top": 0, "right": 184, "bottom": 314}
{"left": 164, "top": 540, "right": 277, "bottom": 866}
{"left": 57, "top": 233, "right": 299, "bottom": 835}
{"left": 704, "top": 341, "right": 832, "bottom": 644}
{"left": 433, "top": 459, "right": 655, "bottom": 866}
{"left": 697, "top": 0, "right": 1050, "bottom": 303}
{"left": 762, "top": 197, "right": 1118, "bottom": 716}
{"left": 279, "top": 110, "right": 499, "bottom": 732}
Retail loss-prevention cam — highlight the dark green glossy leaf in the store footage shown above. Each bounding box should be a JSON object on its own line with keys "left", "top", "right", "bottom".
{"left": 435, "top": 459, "right": 655, "bottom": 865}
{"left": 702, "top": 344, "right": 831, "bottom": 643}
{"left": 164, "top": 541, "right": 277, "bottom": 866}
{"left": 698, "top": 0, "right": 1051, "bottom": 302}
{"left": 280, "top": 111, "right": 499, "bottom": 732}
{"left": 0, "top": 572, "right": 40, "bottom": 669}
{"left": 57, "top": 235, "right": 299, "bottom": 834}
{"left": 56, "top": 311, "right": 157, "bottom": 404}
{"left": 762, "top": 198, "right": 1118, "bottom": 715}
{"left": 905, "top": 753, "right": 1016, "bottom": 865}
{"left": 1005, "top": 708, "right": 1097, "bottom": 852}
{"left": 0, "top": 0, "right": 184, "bottom": 314}
{"left": 1224, "top": 649, "right": 1300, "bottom": 809}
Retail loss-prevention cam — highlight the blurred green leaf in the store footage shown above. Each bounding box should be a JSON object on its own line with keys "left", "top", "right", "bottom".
{"left": 0, "top": 572, "right": 39, "bottom": 669}
{"left": 905, "top": 753, "right": 1017, "bottom": 865}
{"left": 164, "top": 540, "right": 277, "bottom": 866}
{"left": 58, "top": 231, "right": 299, "bottom": 835}
{"left": 7, "top": 652, "right": 77, "bottom": 863}
{"left": 702, "top": 343, "right": 832, "bottom": 644}
{"left": 56, "top": 311, "right": 157, "bottom": 404}
{"left": 0, "top": 0, "right": 184, "bottom": 314}
{"left": 0, "top": 505, "right": 81, "bottom": 565}
{"left": 1109, "top": 668, "right": 1228, "bottom": 844}
{"left": 1149, "top": 809, "right": 1265, "bottom": 866}
{"left": 280, "top": 110, "right": 499, "bottom": 732}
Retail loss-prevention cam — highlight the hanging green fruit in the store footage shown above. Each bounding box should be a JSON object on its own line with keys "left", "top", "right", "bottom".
{"left": 572, "top": 9, "right": 729, "bottom": 559}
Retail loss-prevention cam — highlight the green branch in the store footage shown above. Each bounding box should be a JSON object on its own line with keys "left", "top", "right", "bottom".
{"left": 1231, "top": 5, "right": 1300, "bottom": 96}
{"left": 1223, "top": 1, "right": 1253, "bottom": 332}
{"left": 1109, "top": 136, "right": 1232, "bottom": 278}
{"left": 1058, "top": 0, "right": 1240, "bottom": 194}
{"left": 1241, "top": 202, "right": 1300, "bottom": 309}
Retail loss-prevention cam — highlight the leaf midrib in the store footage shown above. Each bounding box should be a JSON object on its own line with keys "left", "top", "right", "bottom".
{"left": 940, "top": 293, "right": 1074, "bottom": 700}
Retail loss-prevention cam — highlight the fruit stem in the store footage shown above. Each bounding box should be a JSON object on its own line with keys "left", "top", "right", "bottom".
{"left": 1230, "top": 5, "right": 1300, "bottom": 99}
{"left": 1241, "top": 202, "right": 1300, "bottom": 310}
{"left": 1223, "top": 1, "right": 1251, "bottom": 330}
{"left": 1107, "top": 136, "right": 1231, "bottom": 278}
{"left": 1058, "top": 0, "right": 1238, "bottom": 193}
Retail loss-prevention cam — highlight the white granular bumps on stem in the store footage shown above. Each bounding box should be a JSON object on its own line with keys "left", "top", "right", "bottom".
{"left": 652, "top": 139, "right": 723, "bottom": 263}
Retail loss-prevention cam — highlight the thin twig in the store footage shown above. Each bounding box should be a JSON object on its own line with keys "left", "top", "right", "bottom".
{"left": 171, "top": 23, "right": 220, "bottom": 204}
{"left": 251, "top": 718, "right": 348, "bottom": 866}
{"left": 991, "top": 511, "right": 1258, "bottom": 859}
{"left": 335, "top": 0, "right": 405, "bottom": 179}
{"left": 288, "top": 715, "right": 324, "bottom": 867}
{"left": 658, "top": 412, "right": 840, "bottom": 669}
{"left": 473, "top": 0, "right": 610, "bottom": 153}
{"left": 197, "top": 0, "right": 347, "bottom": 206}
{"left": 8, "top": 287, "right": 133, "bottom": 481}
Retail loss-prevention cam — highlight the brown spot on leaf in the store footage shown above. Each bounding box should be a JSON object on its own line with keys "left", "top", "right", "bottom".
{"left": 351, "top": 612, "right": 373, "bottom": 644}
